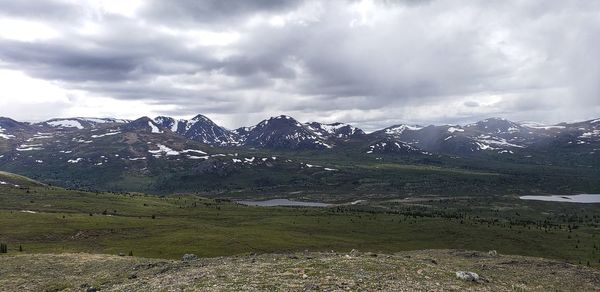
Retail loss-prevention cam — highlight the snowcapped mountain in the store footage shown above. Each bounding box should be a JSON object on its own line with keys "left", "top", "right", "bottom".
{"left": 0, "top": 117, "right": 33, "bottom": 140}
{"left": 154, "top": 116, "right": 182, "bottom": 133}
{"left": 366, "top": 137, "right": 429, "bottom": 155}
{"left": 39, "top": 117, "right": 129, "bottom": 130}
{"left": 235, "top": 115, "right": 333, "bottom": 150}
{"left": 368, "top": 117, "right": 600, "bottom": 156}
{"left": 123, "top": 117, "right": 165, "bottom": 133}
{"left": 1, "top": 114, "right": 598, "bottom": 157}
{"left": 380, "top": 124, "right": 424, "bottom": 137}
{"left": 180, "top": 115, "right": 238, "bottom": 146}
{"left": 465, "top": 118, "right": 523, "bottom": 134}
{"left": 153, "top": 115, "right": 237, "bottom": 146}
{"left": 304, "top": 122, "right": 365, "bottom": 140}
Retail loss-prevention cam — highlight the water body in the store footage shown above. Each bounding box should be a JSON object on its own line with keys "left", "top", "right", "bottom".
{"left": 237, "top": 198, "right": 331, "bottom": 207}
{"left": 520, "top": 194, "right": 600, "bottom": 203}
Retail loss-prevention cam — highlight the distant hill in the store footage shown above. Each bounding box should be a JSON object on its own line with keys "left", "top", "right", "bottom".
{"left": 0, "top": 171, "right": 45, "bottom": 188}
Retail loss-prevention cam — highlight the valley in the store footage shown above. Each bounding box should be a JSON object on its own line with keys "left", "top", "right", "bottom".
{"left": 0, "top": 115, "right": 598, "bottom": 198}
{"left": 1, "top": 115, "right": 599, "bottom": 290}
{"left": 1, "top": 174, "right": 599, "bottom": 268}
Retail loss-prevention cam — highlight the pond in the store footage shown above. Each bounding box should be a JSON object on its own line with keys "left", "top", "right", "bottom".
{"left": 236, "top": 198, "right": 331, "bottom": 207}
{"left": 519, "top": 194, "right": 600, "bottom": 203}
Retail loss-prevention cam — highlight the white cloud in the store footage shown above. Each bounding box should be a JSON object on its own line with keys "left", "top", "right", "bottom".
{"left": 0, "top": 69, "right": 71, "bottom": 120}
{"left": 0, "top": 18, "right": 60, "bottom": 42}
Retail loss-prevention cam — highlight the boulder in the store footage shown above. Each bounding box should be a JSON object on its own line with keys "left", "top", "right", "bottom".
{"left": 182, "top": 254, "right": 198, "bottom": 262}
{"left": 455, "top": 271, "right": 479, "bottom": 282}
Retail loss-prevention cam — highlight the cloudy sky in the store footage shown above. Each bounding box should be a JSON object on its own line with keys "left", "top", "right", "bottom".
{"left": 0, "top": 0, "right": 598, "bottom": 131}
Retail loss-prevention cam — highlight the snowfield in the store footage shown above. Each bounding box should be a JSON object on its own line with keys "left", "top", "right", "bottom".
{"left": 47, "top": 120, "right": 84, "bottom": 129}
{"left": 148, "top": 144, "right": 180, "bottom": 157}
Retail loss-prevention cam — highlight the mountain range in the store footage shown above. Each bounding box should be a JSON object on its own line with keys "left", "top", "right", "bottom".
{"left": 0, "top": 114, "right": 598, "bottom": 196}
{"left": 1, "top": 114, "right": 598, "bottom": 153}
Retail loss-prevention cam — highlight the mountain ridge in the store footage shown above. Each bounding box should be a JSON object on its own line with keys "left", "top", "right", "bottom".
{"left": 1, "top": 114, "right": 598, "bottom": 154}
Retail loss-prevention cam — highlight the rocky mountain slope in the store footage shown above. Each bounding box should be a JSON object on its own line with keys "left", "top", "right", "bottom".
{"left": 0, "top": 114, "right": 598, "bottom": 195}
{"left": 0, "top": 114, "right": 598, "bottom": 155}
{"left": 234, "top": 115, "right": 334, "bottom": 150}
{"left": 2, "top": 250, "right": 598, "bottom": 291}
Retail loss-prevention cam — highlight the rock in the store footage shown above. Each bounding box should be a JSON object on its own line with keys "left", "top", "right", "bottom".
{"left": 349, "top": 249, "right": 360, "bottom": 257}
{"left": 488, "top": 250, "right": 498, "bottom": 257}
{"left": 86, "top": 287, "right": 98, "bottom": 292}
{"left": 118, "top": 253, "right": 125, "bottom": 257}
{"left": 455, "top": 271, "right": 480, "bottom": 282}
{"left": 182, "top": 254, "right": 198, "bottom": 262}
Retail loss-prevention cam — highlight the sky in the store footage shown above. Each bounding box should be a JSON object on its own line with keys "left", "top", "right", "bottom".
{"left": 0, "top": 0, "right": 598, "bottom": 131}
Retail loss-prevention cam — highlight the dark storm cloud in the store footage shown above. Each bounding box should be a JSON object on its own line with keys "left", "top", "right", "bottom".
{"left": 0, "top": 0, "right": 598, "bottom": 129}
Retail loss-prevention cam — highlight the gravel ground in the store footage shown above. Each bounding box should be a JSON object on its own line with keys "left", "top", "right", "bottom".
{"left": 1, "top": 249, "right": 599, "bottom": 291}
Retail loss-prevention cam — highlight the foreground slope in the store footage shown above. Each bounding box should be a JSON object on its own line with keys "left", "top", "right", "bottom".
{"left": 1, "top": 250, "right": 599, "bottom": 291}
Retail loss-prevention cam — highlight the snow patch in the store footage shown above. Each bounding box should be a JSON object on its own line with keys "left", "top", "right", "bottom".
{"left": 187, "top": 155, "right": 209, "bottom": 160}
{"left": 148, "top": 121, "right": 162, "bottom": 133}
{"left": 47, "top": 120, "right": 84, "bottom": 129}
{"left": 91, "top": 131, "right": 121, "bottom": 138}
{"left": 148, "top": 144, "right": 180, "bottom": 156}
{"left": 181, "top": 149, "right": 207, "bottom": 155}
{"left": 384, "top": 125, "right": 422, "bottom": 135}
{"left": 521, "top": 123, "right": 565, "bottom": 130}
{"left": 580, "top": 130, "right": 600, "bottom": 138}
{"left": 447, "top": 127, "right": 464, "bottom": 133}
{"left": 128, "top": 157, "right": 146, "bottom": 161}
{"left": 0, "top": 127, "right": 15, "bottom": 139}
{"left": 17, "top": 144, "right": 44, "bottom": 151}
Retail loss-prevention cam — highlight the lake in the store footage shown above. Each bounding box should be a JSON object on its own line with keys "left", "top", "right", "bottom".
{"left": 520, "top": 194, "right": 600, "bottom": 203}
{"left": 236, "top": 198, "right": 331, "bottom": 207}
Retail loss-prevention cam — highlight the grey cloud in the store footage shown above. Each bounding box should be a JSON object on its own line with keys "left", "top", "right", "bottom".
{"left": 0, "top": 0, "right": 79, "bottom": 20}
{"left": 140, "top": 0, "right": 305, "bottom": 27}
{"left": 0, "top": 0, "right": 599, "bottom": 128}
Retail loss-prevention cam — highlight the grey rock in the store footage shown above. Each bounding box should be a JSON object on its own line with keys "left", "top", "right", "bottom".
{"left": 182, "top": 254, "right": 198, "bottom": 262}
{"left": 456, "top": 271, "right": 480, "bottom": 282}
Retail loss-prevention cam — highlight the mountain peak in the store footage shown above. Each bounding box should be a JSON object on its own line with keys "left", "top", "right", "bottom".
{"left": 238, "top": 116, "right": 332, "bottom": 149}
{"left": 124, "top": 117, "right": 164, "bottom": 133}
{"left": 305, "top": 122, "right": 365, "bottom": 139}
